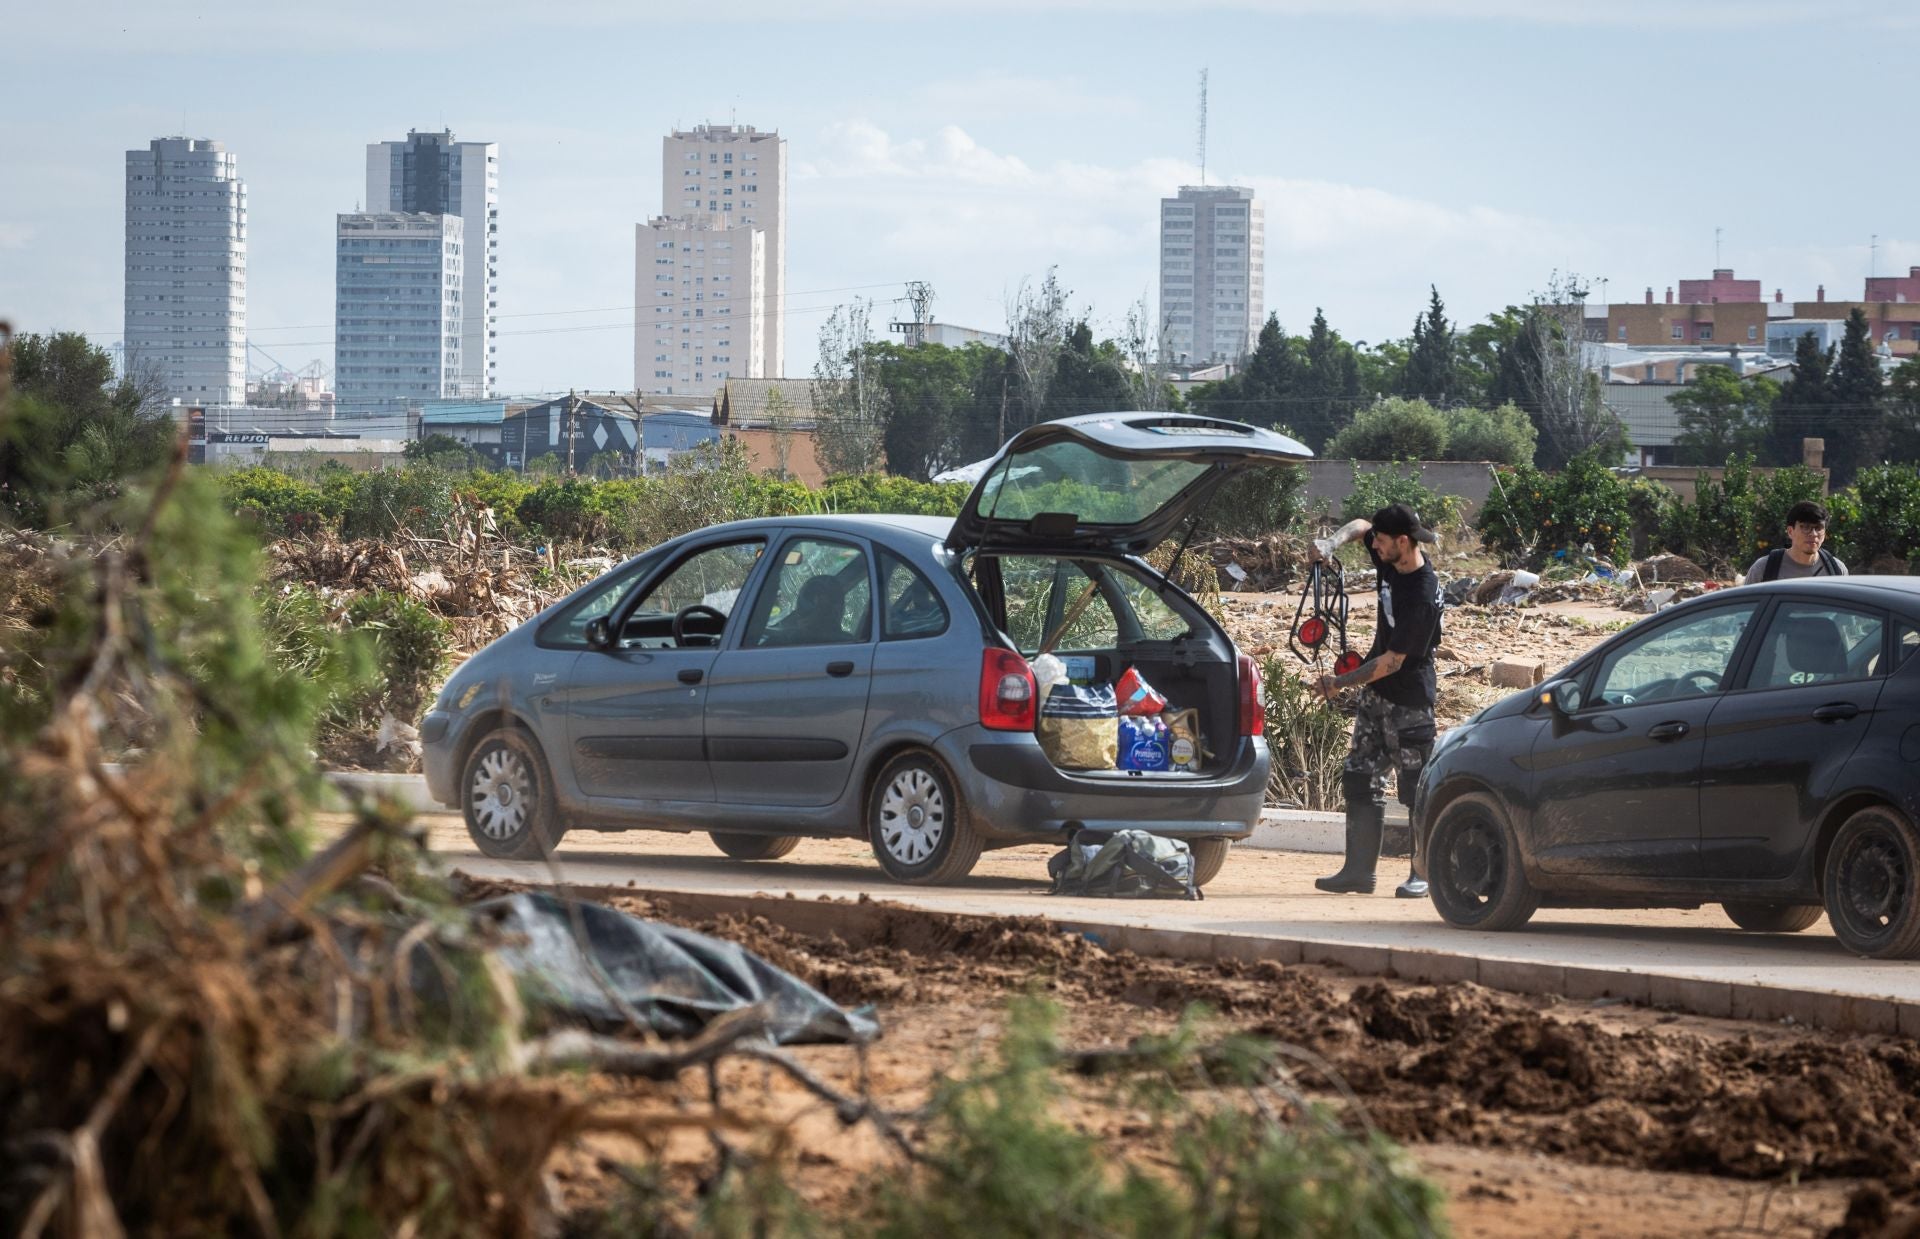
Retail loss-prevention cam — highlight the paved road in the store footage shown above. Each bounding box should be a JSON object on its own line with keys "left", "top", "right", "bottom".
{"left": 408, "top": 814, "right": 1920, "bottom": 1017}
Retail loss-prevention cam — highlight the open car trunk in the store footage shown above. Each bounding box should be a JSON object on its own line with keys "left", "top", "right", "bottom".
{"left": 968, "top": 550, "right": 1240, "bottom": 779}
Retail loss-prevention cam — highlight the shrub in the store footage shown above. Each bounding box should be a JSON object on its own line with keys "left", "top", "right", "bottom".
{"left": 1339, "top": 462, "right": 1462, "bottom": 533}
{"left": 516, "top": 477, "right": 607, "bottom": 545}
{"left": 1262, "top": 656, "right": 1349, "bottom": 811}
{"left": 1324, "top": 397, "right": 1447, "bottom": 462}
{"left": 1442, "top": 402, "right": 1536, "bottom": 465}
{"left": 1654, "top": 456, "right": 1831, "bottom": 574}
{"left": 220, "top": 466, "right": 339, "bottom": 538}
{"left": 343, "top": 589, "right": 450, "bottom": 721}
{"left": 332, "top": 466, "right": 459, "bottom": 540}
{"left": 1623, "top": 477, "right": 1677, "bottom": 558}
{"left": 1841, "top": 464, "right": 1920, "bottom": 569}
{"left": 1477, "top": 451, "right": 1631, "bottom": 567}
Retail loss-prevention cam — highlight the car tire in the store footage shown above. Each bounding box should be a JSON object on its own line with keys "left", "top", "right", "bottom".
{"left": 461, "top": 728, "right": 565, "bottom": 861}
{"left": 1189, "top": 838, "right": 1230, "bottom": 888}
{"left": 1721, "top": 901, "right": 1823, "bottom": 934}
{"left": 1426, "top": 792, "right": 1539, "bottom": 932}
{"left": 1823, "top": 805, "right": 1920, "bottom": 959}
{"left": 867, "top": 750, "right": 981, "bottom": 885}
{"left": 710, "top": 832, "right": 802, "bottom": 861}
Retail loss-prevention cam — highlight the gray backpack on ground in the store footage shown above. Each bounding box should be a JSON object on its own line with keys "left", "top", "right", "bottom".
{"left": 1047, "top": 829, "right": 1202, "bottom": 901}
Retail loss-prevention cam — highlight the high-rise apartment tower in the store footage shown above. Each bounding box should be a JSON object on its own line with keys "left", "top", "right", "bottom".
{"left": 660, "top": 124, "right": 786, "bottom": 377}
{"left": 333, "top": 212, "right": 464, "bottom": 414}
{"left": 635, "top": 215, "right": 766, "bottom": 395}
{"left": 367, "top": 130, "right": 497, "bottom": 396}
{"left": 124, "top": 137, "right": 247, "bottom": 406}
{"left": 1158, "top": 185, "right": 1263, "bottom": 365}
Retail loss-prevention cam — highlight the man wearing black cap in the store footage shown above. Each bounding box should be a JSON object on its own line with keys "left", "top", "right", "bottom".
{"left": 1306, "top": 503, "right": 1444, "bottom": 898}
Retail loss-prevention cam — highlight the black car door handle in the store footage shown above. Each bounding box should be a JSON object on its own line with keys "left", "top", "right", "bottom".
{"left": 677, "top": 668, "right": 704, "bottom": 685}
{"left": 826, "top": 660, "right": 855, "bottom": 678}
{"left": 1646, "top": 721, "right": 1690, "bottom": 741}
{"left": 1812, "top": 702, "right": 1861, "bottom": 722}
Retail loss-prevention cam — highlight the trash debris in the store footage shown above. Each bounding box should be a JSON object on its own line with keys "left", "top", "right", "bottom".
{"left": 479, "top": 891, "right": 880, "bottom": 1044}
{"left": 1046, "top": 829, "right": 1201, "bottom": 900}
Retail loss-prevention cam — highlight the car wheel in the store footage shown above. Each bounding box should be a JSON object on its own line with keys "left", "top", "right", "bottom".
{"left": 1427, "top": 792, "right": 1539, "bottom": 931}
{"left": 710, "top": 832, "right": 802, "bottom": 861}
{"left": 1189, "top": 839, "right": 1230, "bottom": 888}
{"left": 462, "top": 728, "right": 565, "bottom": 861}
{"left": 868, "top": 750, "right": 981, "bottom": 885}
{"left": 1823, "top": 805, "right": 1920, "bottom": 959}
{"left": 1721, "top": 901, "right": 1823, "bottom": 933}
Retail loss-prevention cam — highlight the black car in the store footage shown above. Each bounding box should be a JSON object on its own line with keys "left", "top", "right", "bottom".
{"left": 1412, "top": 576, "right": 1920, "bottom": 958}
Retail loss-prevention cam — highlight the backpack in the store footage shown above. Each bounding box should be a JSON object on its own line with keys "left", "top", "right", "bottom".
{"left": 1761, "top": 548, "right": 1841, "bottom": 580}
{"left": 1046, "top": 829, "right": 1202, "bottom": 901}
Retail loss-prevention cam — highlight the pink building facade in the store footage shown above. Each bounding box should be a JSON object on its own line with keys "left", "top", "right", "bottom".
{"left": 1676, "top": 268, "right": 1762, "bottom": 304}
{"left": 1864, "top": 266, "right": 1920, "bottom": 304}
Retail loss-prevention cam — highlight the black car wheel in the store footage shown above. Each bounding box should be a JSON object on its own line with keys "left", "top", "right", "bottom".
{"left": 867, "top": 750, "right": 982, "bottom": 885}
{"left": 462, "top": 728, "right": 566, "bottom": 861}
{"left": 1823, "top": 806, "right": 1920, "bottom": 959}
{"left": 1189, "top": 839, "right": 1230, "bottom": 888}
{"left": 1721, "top": 901, "right": 1823, "bottom": 934}
{"left": 710, "top": 832, "right": 802, "bottom": 861}
{"left": 1427, "top": 792, "right": 1539, "bottom": 932}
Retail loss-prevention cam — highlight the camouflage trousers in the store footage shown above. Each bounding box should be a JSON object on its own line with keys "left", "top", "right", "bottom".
{"left": 1342, "top": 688, "right": 1437, "bottom": 808}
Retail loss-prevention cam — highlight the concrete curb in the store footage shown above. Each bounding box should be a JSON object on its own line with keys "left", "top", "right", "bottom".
{"left": 577, "top": 884, "right": 1920, "bottom": 1038}
{"left": 324, "top": 771, "right": 1404, "bottom": 854}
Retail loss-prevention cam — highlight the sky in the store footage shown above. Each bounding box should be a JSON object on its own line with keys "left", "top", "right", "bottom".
{"left": 2, "top": 0, "right": 1915, "bottom": 397}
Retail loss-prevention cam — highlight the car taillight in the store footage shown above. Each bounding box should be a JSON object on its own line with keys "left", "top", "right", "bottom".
{"left": 1237, "top": 652, "right": 1265, "bottom": 737}
{"left": 980, "top": 649, "right": 1037, "bottom": 731}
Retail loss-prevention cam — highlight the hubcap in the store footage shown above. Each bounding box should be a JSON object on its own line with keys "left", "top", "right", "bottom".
{"left": 879, "top": 767, "right": 945, "bottom": 866}
{"left": 470, "top": 746, "right": 532, "bottom": 841}
{"left": 1838, "top": 829, "right": 1909, "bottom": 933}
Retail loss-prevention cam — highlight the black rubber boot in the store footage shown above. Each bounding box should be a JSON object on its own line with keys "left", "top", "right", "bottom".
{"left": 1395, "top": 868, "right": 1429, "bottom": 899}
{"left": 1315, "top": 800, "right": 1383, "bottom": 894}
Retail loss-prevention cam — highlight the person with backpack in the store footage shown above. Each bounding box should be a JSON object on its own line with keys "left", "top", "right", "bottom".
{"left": 1305, "top": 504, "right": 1444, "bottom": 899}
{"left": 1744, "top": 500, "right": 1847, "bottom": 584}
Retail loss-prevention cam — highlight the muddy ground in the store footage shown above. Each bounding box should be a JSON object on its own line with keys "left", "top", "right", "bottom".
{"left": 484, "top": 879, "right": 1920, "bottom": 1237}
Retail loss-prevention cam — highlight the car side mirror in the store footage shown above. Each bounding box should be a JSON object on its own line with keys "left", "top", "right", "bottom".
{"left": 1541, "top": 679, "right": 1584, "bottom": 716}
{"left": 584, "top": 617, "right": 613, "bottom": 650}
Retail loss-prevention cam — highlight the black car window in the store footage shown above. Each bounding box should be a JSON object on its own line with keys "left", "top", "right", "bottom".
{"left": 742, "top": 537, "right": 873, "bottom": 648}
{"left": 879, "top": 551, "right": 950, "bottom": 640}
{"left": 1900, "top": 621, "right": 1920, "bottom": 670}
{"left": 1591, "top": 603, "right": 1758, "bottom": 706}
{"left": 1747, "top": 602, "right": 1886, "bottom": 688}
{"left": 539, "top": 553, "right": 659, "bottom": 648}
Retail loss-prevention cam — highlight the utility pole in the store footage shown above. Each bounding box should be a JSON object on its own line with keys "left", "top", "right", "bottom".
{"left": 1871, "top": 234, "right": 1880, "bottom": 280}
{"left": 564, "top": 389, "right": 577, "bottom": 475}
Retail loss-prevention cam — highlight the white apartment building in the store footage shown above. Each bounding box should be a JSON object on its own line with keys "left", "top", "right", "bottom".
{"left": 661, "top": 125, "right": 786, "bottom": 376}
{"left": 1158, "top": 185, "right": 1264, "bottom": 365}
{"left": 124, "top": 137, "right": 247, "bottom": 406}
{"left": 634, "top": 214, "right": 765, "bottom": 396}
{"left": 366, "top": 130, "right": 497, "bottom": 397}
{"left": 334, "top": 212, "right": 464, "bottom": 414}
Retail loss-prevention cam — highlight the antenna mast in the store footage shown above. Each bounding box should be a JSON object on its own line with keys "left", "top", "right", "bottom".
{"left": 1196, "top": 68, "right": 1209, "bottom": 186}
{"left": 1714, "top": 225, "right": 1722, "bottom": 269}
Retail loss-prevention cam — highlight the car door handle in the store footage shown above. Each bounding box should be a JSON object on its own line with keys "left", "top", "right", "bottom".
{"left": 1646, "top": 721, "right": 1690, "bottom": 741}
{"left": 1812, "top": 702, "right": 1861, "bottom": 722}
{"left": 677, "top": 668, "right": 704, "bottom": 685}
{"left": 825, "top": 660, "right": 855, "bottom": 678}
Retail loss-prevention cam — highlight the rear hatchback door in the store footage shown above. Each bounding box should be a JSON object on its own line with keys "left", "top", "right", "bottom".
{"left": 945, "top": 413, "right": 1311, "bottom": 556}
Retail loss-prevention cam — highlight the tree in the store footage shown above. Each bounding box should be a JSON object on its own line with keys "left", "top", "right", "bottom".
{"left": 1512, "top": 274, "right": 1631, "bottom": 469}
{"left": 1043, "top": 321, "right": 1136, "bottom": 419}
{"left": 3, "top": 331, "right": 179, "bottom": 527}
{"left": 1768, "top": 328, "right": 1834, "bottom": 468}
{"left": 403, "top": 433, "right": 485, "bottom": 471}
{"left": 1441, "top": 402, "right": 1536, "bottom": 465}
{"left": 1399, "top": 286, "right": 1454, "bottom": 405}
{"left": 1353, "top": 338, "right": 1408, "bottom": 401}
{"left": 870, "top": 341, "right": 981, "bottom": 481}
{"left": 1324, "top": 397, "right": 1447, "bottom": 461}
{"left": 1825, "top": 307, "right": 1887, "bottom": 486}
{"left": 1293, "top": 309, "right": 1359, "bottom": 452}
{"left": 1669, "top": 366, "right": 1777, "bottom": 466}
{"left": 1188, "top": 314, "right": 1298, "bottom": 430}
{"left": 1888, "top": 355, "right": 1920, "bottom": 461}
{"left": 1003, "top": 268, "right": 1071, "bottom": 433}
{"left": 811, "top": 299, "right": 890, "bottom": 476}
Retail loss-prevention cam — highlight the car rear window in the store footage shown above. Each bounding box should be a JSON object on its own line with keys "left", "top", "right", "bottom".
{"left": 975, "top": 440, "right": 1207, "bottom": 526}
{"left": 879, "top": 551, "right": 949, "bottom": 640}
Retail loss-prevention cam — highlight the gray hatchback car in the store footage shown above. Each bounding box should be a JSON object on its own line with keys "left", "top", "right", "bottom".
{"left": 421, "top": 412, "right": 1310, "bottom": 884}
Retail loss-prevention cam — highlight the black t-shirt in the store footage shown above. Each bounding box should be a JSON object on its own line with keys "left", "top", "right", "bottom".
{"left": 1362, "top": 533, "right": 1443, "bottom": 710}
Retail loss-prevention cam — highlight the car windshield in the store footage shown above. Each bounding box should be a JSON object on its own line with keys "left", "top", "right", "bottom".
{"left": 975, "top": 440, "right": 1208, "bottom": 526}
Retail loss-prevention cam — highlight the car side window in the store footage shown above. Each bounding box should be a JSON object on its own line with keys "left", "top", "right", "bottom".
{"left": 742, "top": 538, "right": 873, "bottom": 648}
{"left": 993, "top": 556, "right": 1120, "bottom": 655}
{"left": 624, "top": 540, "right": 765, "bottom": 647}
{"left": 1591, "top": 603, "right": 1758, "bottom": 706}
{"left": 539, "top": 554, "right": 657, "bottom": 648}
{"left": 1747, "top": 602, "right": 1886, "bottom": 688}
{"left": 879, "top": 551, "right": 949, "bottom": 640}
{"left": 1899, "top": 622, "right": 1920, "bottom": 671}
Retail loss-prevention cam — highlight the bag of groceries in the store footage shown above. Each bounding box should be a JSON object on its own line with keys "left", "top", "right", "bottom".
{"left": 1038, "top": 683, "right": 1119, "bottom": 770}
